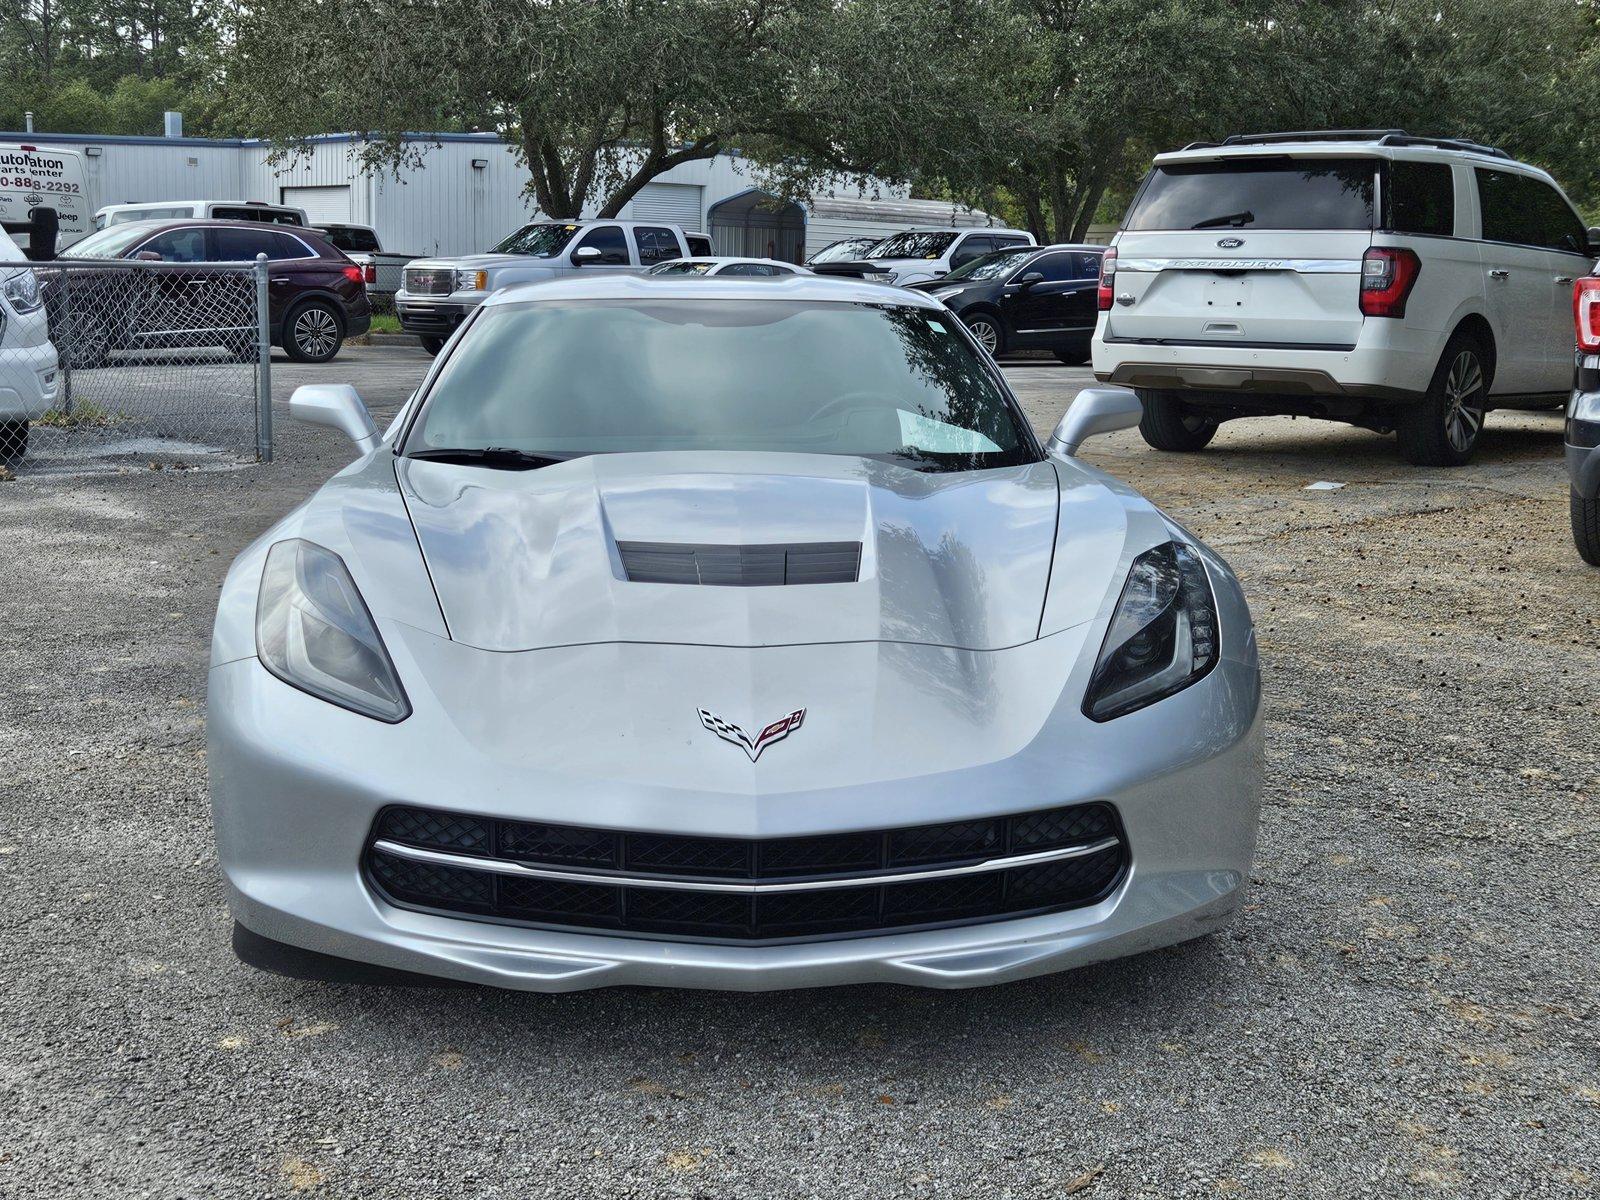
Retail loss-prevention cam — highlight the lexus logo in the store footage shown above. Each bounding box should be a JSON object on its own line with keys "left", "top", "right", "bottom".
{"left": 697, "top": 707, "right": 805, "bottom": 761}
{"left": 1216, "top": 237, "right": 1244, "bottom": 249}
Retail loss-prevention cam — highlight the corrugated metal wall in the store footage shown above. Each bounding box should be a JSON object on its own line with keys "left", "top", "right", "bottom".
{"left": 6, "top": 130, "right": 933, "bottom": 260}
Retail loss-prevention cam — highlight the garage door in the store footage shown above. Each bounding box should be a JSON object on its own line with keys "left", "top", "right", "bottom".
{"left": 280, "top": 185, "right": 353, "bottom": 225}
{"left": 628, "top": 183, "right": 704, "bottom": 231}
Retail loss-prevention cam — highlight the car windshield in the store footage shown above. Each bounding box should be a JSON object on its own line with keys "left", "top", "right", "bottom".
{"left": 866, "top": 231, "right": 958, "bottom": 260}
{"left": 647, "top": 260, "right": 714, "bottom": 275}
{"left": 60, "top": 223, "right": 159, "bottom": 258}
{"left": 491, "top": 223, "right": 581, "bottom": 256}
{"left": 943, "top": 248, "right": 1037, "bottom": 282}
{"left": 1125, "top": 157, "right": 1378, "bottom": 231}
{"left": 808, "top": 237, "right": 879, "bottom": 264}
{"left": 407, "top": 299, "right": 1037, "bottom": 473}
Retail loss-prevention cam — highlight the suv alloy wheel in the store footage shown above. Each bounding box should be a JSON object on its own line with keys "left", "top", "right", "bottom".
{"left": 1398, "top": 335, "right": 1489, "bottom": 466}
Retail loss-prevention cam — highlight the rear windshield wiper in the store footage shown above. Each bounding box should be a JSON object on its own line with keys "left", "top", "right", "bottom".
{"left": 1192, "top": 211, "right": 1255, "bottom": 229}
{"left": 406, "top": 446, "right": 566, "bottom": 470}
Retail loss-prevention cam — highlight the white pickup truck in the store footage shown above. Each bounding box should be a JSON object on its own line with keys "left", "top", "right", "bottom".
{"left": 395, "top": 220, "right": 711, "bottom": 354}
{"left": 315, "top": 223, "right": 417, "bottom": 303}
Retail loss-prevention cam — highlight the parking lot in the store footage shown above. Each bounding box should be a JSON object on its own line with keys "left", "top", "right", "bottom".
{"left": 1, "top": 344, "right": 1595, "bottom": 1197}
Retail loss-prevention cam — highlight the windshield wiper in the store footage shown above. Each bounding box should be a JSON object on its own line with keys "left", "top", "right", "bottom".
{"left": 1192, "top": 210, "right": 1255, "bottom": 229}
{"left": 406, "top": 446, "right": 567, "bottom": 471}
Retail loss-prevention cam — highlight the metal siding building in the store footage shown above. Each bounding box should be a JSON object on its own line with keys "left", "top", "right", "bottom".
{"left": 2, "top": 130, "right": 1007, "bottom": 258}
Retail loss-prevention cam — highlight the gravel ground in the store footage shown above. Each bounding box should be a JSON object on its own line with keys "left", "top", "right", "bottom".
{"left": 1, "top": 346, "right": 1595, "bottom": 1198}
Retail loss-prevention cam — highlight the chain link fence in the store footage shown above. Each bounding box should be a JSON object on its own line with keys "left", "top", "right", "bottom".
{"left": 0, "top": 257, "right": 270, "bottom": 473}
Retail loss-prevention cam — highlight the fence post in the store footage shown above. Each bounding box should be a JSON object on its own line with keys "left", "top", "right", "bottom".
{"left": 254, "top": 254, "right": 272, "bottom": 462}
{"left": 59, "top": 264, "right": 73, "bottom": 417}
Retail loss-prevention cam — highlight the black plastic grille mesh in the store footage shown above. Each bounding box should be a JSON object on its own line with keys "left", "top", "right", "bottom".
{"left": 365, "top": 802, "right": 1128, "bottom": 942}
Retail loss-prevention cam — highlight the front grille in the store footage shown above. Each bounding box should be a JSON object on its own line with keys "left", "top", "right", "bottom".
{"left": 403, "top": 267, "right": 455, "bottom": 296}
{"left": 363, "top": 802, "right": 1128, "bottom": 943}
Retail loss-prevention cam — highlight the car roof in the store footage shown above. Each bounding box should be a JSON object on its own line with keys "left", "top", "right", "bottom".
{"left": 89, "top": 218, "right": 317, "bottom": 233}
{"left": 1153, "top": 139, "right": 1551, "bottom": 176}
{"left": 889, "top": 226, "right": 1031, "bottom": 236}
{"left": 487, "top": 272, "right": 941, "bottom": 308}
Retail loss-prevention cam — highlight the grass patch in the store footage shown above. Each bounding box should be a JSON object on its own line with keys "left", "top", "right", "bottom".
{"left": 33, "top": 402, "right": 124, "bottom": 429}
{"left": 369, "top": 312, "right": 401, "bottom": 334}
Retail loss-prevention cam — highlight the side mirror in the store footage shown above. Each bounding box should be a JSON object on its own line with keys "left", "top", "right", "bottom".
{"left": 134, "top": 250, "right": 162, "bottom": 262}
{"left": 1048, "top": 387, "right": 1142, "bottom": 456}
{"left": 1587, "top": 226, "right": 1600, "bottom": 257}
{"left": 290, "top": 383, "right": 378, "bottom": 453}
{"left": 25, "top": 207, "right": 58, "bottom": 262}
{"left": 571, "top": 245, "right": 603, "bottom": 266}
{"left": 1017, "top": 271, "right": 1044, "bottom": 288}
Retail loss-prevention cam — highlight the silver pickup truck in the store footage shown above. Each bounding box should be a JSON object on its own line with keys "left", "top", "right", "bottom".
{"left": 396, "top": 220, "right": 713, "bottom": 354}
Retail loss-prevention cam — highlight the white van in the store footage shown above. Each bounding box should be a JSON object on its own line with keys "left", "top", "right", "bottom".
{"left": 93, "top": 200, "right": 308, "bottom": 230}
{"left": 0, "top": 143, "right": 92, "bottom": 250}
{"left": 0, "top": 225, "right": 60, "bottom": 461}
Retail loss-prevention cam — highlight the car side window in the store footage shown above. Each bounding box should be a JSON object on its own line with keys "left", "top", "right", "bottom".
{"left": 633, "top": 226, "right": 682, "bottom": 264}
{"left": 951, "top": 236, "right": 992, "bottom": 268}
{"left": 1021, "top": 252, "right": 1075, "bottom": 283}
{"left": 137, "top": 228, "right": 206, "bottom": 262}
{"left": 993, "top": 236, "right": 1031, "bottom": 251}
{"left": 1527, "top": 178, "right": 1586, "bottom": 254}
{"left": 211, "top": 227, "right": 276, "bottom": 262}
{"left": 686, "top": 235, "right": 714, "bottom": 256}
{"left": 720, "top": 263, "right": 779, "bottom": 277}
{"left": 575, "top": 225, "right": 629, "bottom": 264}
{"left": 1074, "top": 253, "right": 1102, "bottom": 278}
{"left": 263, "top": 232, "right": 312, "bottom": 260}
{"left": 1386, "top": 161, "right": 1455, "bottom": 237}
{"left": 1476, "top": 169, "right": 1541, "bottom": 247}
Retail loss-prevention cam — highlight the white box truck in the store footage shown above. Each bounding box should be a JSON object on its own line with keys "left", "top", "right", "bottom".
{"left": 0, "top": 143, "right": 92, "bottom": 255}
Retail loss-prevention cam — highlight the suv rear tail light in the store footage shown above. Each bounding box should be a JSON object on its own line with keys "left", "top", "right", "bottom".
{"left": 1097, "top": 247, "right": 1117, "bottom": 311}
{"left": 341, "top": 264, "right": 364, "bottom": 286}
{"left": 363, "top": 263, "right": 376, "bottom": 286}
{"left": 1574, "top": 277, "right": 1600, "bottom": 352}
{"left": 1359, "top": 247, "right": 1421, "bottom": 318}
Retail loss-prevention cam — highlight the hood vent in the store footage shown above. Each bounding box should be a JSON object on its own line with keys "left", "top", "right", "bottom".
{"left": 618, "top": 540, "right": 861, "bottom": 586}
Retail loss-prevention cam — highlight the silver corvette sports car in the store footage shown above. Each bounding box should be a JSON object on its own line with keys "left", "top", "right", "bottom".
{"left": 209, "top": 274, "right": 1262, "bottom": 992}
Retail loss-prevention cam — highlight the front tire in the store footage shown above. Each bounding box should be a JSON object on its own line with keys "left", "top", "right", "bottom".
{"left": 0, "top": 420, "right": 28, "bottom": 463}
{"left": 283, "top": 300, "right": 345, "bottom": 364}
{"left": 1573, "top": 490, "right": 1600, "bottom": 566}
{"left": 964, "top": 313, "right": 1005, "bottom": 357}
{"left": 1137, "top": 389, "right": 1218, "bottom": 452}
{"left": 1397, "top": 335, "right": 1489, "bottom": 466}
{"left": 1053, "top": 347, "right": 1091, "bottom": 366}
{"left": 419, "top": 335, "right": 446, "bottom": 356}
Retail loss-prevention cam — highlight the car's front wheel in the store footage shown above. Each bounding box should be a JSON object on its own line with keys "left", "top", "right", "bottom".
{"left": 1573, "top": 490, "right": 1600, "bottom": 566}
{"left": 0, "top": 420, "right": 28, "bottom": 463}
{"left": 1054, "top": 347, "right": 1091, "bottom": 366}
{"left": 1398, "top": 335, "right": 1489, "bottom": 466}
{"left": 420, "top": 335, "right": 446, "bottom": 356}
{"left": 964, "top": 313, "right": 1004, "bottom": 357}
{"left": 1136, "top": 389, "right": 1218, "bottom": 452}
{"left": 284, "top": 300, "right": 345, "bottom": 363}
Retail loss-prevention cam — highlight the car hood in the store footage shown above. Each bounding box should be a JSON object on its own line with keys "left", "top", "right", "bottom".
{"left": 392, "top": 451, "right": 1128, "bottom": 653}
{"left": 408, "top": 252, "right": 557, "bottom": 272}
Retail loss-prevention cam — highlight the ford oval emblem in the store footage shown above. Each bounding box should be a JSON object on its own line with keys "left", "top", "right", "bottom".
{"left": 1217, "top": 237, "right": 1244, "bottom": 250}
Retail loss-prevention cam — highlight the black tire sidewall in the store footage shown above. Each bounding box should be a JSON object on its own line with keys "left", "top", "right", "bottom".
{"left": 1136, "top": 389, "right": 1218, "bottom": 452}
{"left": 283, "top": 300, "right": 345, "bottom": 363}
{"left": 0, "top": 420, "right": 28, "bottom": 462}
{"left": 1572, "top": 489, "right": 1600, "bottom": 567}
{"left": 1399, "top": 335, "right": 1488, "bottom": 467}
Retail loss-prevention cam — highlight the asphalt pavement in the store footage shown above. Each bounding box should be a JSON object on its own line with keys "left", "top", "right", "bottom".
{"left": 0, "top": 344, "right": 1595, "bottom": 1198}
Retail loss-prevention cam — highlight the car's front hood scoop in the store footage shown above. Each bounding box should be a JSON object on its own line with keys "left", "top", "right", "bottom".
{"left": 395, "top": 451, "right": 1063, "bottom": 652}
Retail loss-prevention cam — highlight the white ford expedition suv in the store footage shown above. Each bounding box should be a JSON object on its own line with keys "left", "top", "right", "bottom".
{"left": 1092, "top": 131, "right": 1598, "bottom": 465}
{"left": 396, "top": 220, "right": 711, "bottom": 354}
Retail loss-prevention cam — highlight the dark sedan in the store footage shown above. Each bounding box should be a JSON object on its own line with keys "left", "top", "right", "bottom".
{"left": 55, "top": 219, "right": 371, "bottom": 364}
{"left": 908, "top": 244, "right": 1104, "bottom": 364}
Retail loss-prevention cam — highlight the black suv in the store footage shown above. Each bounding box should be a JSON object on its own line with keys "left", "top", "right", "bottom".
{"left": 908, "top": 244, "right": 1104, "bottom": 364}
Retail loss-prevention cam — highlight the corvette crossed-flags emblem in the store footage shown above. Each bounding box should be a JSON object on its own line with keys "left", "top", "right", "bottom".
{"left": 697, "top": 707, "right": 806, "bottom": 762}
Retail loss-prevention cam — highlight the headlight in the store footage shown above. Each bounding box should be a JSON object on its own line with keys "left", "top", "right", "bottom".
{"left": 1082, "top": 541, "right": 1218, "bottom": 721}
{"left": 457, "top": 269, "right": 489, "bottom": 292}
{"left": 1, "top": 269, "right": 42, "bottom": 314}
{"left": 255, "top": 539, "right": 410, "bottom": 722}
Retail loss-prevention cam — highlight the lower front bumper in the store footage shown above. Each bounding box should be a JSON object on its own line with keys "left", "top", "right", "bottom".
{"left": 209, "top": 642, "right": 1264, "bottom": 992}
{"left": 0, "top": 345, "right": 59, "bottom": 421}
{"left": 396, "top": 299, "right": 470, "bottom": 337}
{"left": 1091, "top": 336, "right": 1434, "bottom": 403}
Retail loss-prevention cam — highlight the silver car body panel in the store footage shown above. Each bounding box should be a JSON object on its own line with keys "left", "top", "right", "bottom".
{"left": 209, "top": 275, "right": 1263, "bottom": 990}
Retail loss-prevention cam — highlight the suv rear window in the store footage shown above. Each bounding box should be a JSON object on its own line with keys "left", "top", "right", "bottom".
{"left": 1124, "top": 157, "right": 1377, "bottom": 232}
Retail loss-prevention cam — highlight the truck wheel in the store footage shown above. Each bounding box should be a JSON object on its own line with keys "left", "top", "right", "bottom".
{"left": 1054, "top": 347, "right": 1091, "bottom": 366}
{"left": 283, "top": 300, "right": 345, "bottom": 363}
{"left": 1573, "top": 490, "right": 1600, "bottom": 566}
{"left": 1137, "top": 389, "right": 1218, "bottom": 452}
{"left": 0, "top": 421, "right": 28, "bottom": 463}
{"left": 420, "top": 336, "right": 446, "bottom": 356}
{"left": 1397, "top": 335, "right": 1488, "bottom": 466}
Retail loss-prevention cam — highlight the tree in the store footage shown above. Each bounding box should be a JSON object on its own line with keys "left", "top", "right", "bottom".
{"left": 225, "top": 0, "right": 825, "bottom": 218}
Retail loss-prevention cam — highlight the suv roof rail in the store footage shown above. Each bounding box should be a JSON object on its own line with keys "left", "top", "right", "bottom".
{"left": 1185, "top": 129, "right": 1513, "bottom": 160}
